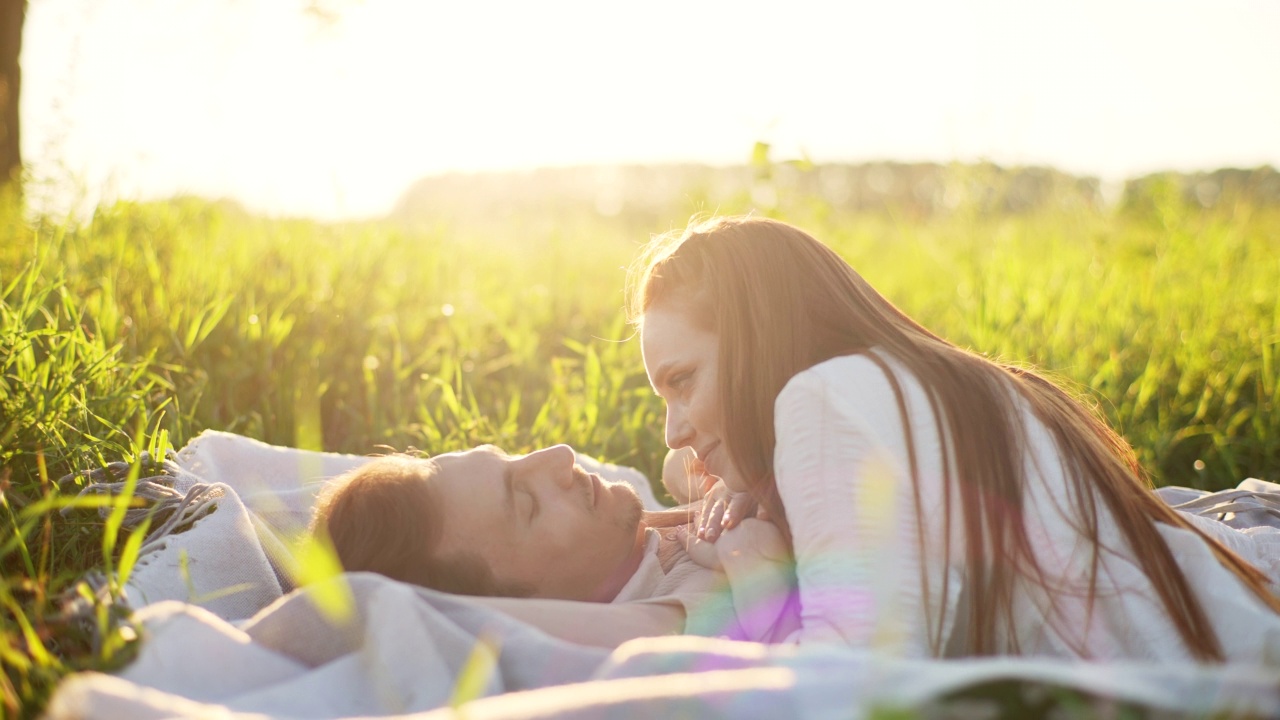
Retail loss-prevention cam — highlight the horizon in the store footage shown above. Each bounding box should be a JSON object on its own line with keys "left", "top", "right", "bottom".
{"left": 23, "top": 0, "right": 1280, "bottom": 220}
{"left": 111, "top": 160, "right": 1279, "bottom": 227}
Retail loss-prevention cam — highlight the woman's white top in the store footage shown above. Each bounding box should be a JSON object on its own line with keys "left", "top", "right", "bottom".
{"left": 773, "top": 353, "right": 1280, "bottom": 663}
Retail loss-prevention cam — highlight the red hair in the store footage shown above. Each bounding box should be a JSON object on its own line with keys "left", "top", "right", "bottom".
{"left": 628, "top": 215, "right": 1280, "bottom": 659}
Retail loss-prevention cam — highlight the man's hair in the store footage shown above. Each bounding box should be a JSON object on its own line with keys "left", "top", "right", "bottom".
{"left": 309, "top": 455, "right": 533, "bottom": 598}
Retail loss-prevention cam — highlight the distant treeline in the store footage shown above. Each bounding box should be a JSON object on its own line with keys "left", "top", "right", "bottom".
{"left": 1121, "top": 166, "right": 1280, "bottom": 214}
{"left": 391, "top": 162, "right": 1280, "bottom": 224}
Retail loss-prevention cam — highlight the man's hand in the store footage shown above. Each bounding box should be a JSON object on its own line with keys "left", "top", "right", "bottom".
{"left": 696, "top": 478, "right": 758, "bottom": 542}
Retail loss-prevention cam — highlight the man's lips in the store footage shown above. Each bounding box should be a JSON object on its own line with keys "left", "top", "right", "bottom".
{"left": 576, "top": 466, "right": 599, "bottom": 508}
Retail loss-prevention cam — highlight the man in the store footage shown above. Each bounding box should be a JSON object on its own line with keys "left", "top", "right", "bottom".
{"left": 310, "top": 444, "right": 794, "bottom": 647}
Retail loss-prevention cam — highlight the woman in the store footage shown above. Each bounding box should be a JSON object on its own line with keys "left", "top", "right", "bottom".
{"left": 629, "top": 215, "right": 1280, "bottom": 662}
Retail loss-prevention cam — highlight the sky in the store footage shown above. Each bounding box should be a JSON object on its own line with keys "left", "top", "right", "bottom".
{"left": 22, "top": 0, "right": 1280, "bottom": 219}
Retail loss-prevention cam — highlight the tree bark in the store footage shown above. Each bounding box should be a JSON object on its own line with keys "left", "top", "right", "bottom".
{"left": 0, "top": 0, "right": 24, "bottom": 187}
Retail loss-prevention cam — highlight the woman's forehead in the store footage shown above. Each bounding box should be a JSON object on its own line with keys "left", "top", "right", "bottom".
{"left": 641, "top": 304, "right": 698, "bottom": 339}
{"left": 642, "top": 306, "right": 716, "bottom": 354}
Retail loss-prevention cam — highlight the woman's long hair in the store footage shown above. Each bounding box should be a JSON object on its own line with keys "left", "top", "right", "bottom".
{"left": 627, "top": 215, "right": 1280, "bottom": 659}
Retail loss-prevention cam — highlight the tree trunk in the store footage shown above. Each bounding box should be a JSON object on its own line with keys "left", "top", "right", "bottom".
{"left": 0, "top": 0, "right": 24, "bottom": 187}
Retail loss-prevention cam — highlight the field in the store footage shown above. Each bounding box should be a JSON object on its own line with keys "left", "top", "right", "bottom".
{"left": 2, "top": 166, "right": 1279, "bottom": 716}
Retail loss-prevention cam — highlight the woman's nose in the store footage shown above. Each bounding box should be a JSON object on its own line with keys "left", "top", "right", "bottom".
{"left": 665, "top": 405, "right": 693, "bottom": 450}
{"left": 515, "top": 444, "right": 576, "bottom": 490}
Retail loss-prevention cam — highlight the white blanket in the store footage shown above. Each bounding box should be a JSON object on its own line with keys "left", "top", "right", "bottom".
{"left": 46, "top": 431, "right": 1280, "bottom": 718}
{"left": 46, "top": 574, "right": 1280, "bottom": 718}
{"left": 110, "top": 430, "right": 661, "bottom": 621}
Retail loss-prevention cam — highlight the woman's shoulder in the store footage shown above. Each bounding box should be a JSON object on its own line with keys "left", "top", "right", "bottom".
{"left": 777, "top": 350, "right": 923, "bottom": 417}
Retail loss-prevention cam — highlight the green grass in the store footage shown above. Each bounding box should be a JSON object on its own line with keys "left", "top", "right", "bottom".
{"left": 1, "top": 175, "right": 1277, "bottom": 717}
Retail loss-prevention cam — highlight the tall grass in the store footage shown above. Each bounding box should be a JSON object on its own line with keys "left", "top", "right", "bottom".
{"left": 1, "top": 180, "right": 1277, "bottom": 717}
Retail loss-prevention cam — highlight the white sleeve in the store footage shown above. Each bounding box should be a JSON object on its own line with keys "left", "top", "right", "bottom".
{"left": 773, "top": 356, "right": 961, "bottom": 657}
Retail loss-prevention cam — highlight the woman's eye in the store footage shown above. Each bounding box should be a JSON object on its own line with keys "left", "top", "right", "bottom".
{"left": 524, "top": 492, "right": 539, "bottom": 520}
{"left": 670, "top": 371, "right": 692, "bottom": 390}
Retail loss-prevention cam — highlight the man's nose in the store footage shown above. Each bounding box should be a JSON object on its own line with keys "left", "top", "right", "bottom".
{"left": 665, "top": 405, "right": 693, "bottom": 450}
{"left": 515, "top": 444, "right": 576, "bottom": 490}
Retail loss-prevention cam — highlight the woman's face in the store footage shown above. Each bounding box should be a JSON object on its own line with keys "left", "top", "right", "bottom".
{"left": 641, "top": 304, "right": 746, "bottom": 492}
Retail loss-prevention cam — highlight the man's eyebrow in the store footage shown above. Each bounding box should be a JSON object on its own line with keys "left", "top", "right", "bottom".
{"left": 502, "top": 462, "right": 517, "bottom": 521}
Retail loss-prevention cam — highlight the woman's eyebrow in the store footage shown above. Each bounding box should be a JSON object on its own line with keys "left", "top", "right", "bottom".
{"left": 649, "top": 361, "right": 677, "bottom": 394}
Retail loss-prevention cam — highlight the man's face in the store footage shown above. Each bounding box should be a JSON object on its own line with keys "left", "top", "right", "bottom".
{"left": 429, "top": 444, "right": 645, "bottom": 601}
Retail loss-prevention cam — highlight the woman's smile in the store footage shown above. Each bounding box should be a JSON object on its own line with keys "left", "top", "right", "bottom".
{"left": 640, "top": 302, "right": 745, "bottom": 492}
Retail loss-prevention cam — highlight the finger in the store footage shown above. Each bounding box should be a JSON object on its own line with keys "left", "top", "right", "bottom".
{"left": 700, "top": 499, "right": 727, "bottom": 542}
{"left": 675, "top": 524, "right": 698, "bottom": 554}
{"left": 697, "top": 499, "right": 718, "bottom": 539}
{"left": 722, "top": 493, "right": 756, "bottom": 530}
{"left": 698, "top": 496, "right": 715, "bottom": 537}
{"left": 697, "top": 483, "right": 724, "bottom": 535}
{"left": 675, "top": 525, "right": 722, "bottom": 570}
{"left": 698, "top": 470, "right": 719, "bottom": 497}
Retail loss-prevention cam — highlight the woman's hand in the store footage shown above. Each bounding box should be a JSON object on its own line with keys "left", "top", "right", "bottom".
{"left": 673, "top": 524, "right": 721, "bottom": 570}
{"left": 713, "top": 518, "right": 789, "bottom": 567}
{"left": 676, "top": 517, "right": 785, "bottom": 570}
{"left": 676, "top": 518, "right": 797, "bottom": 642}
{"left": 696, "top": 478, "right": 758, "bottom": 542}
